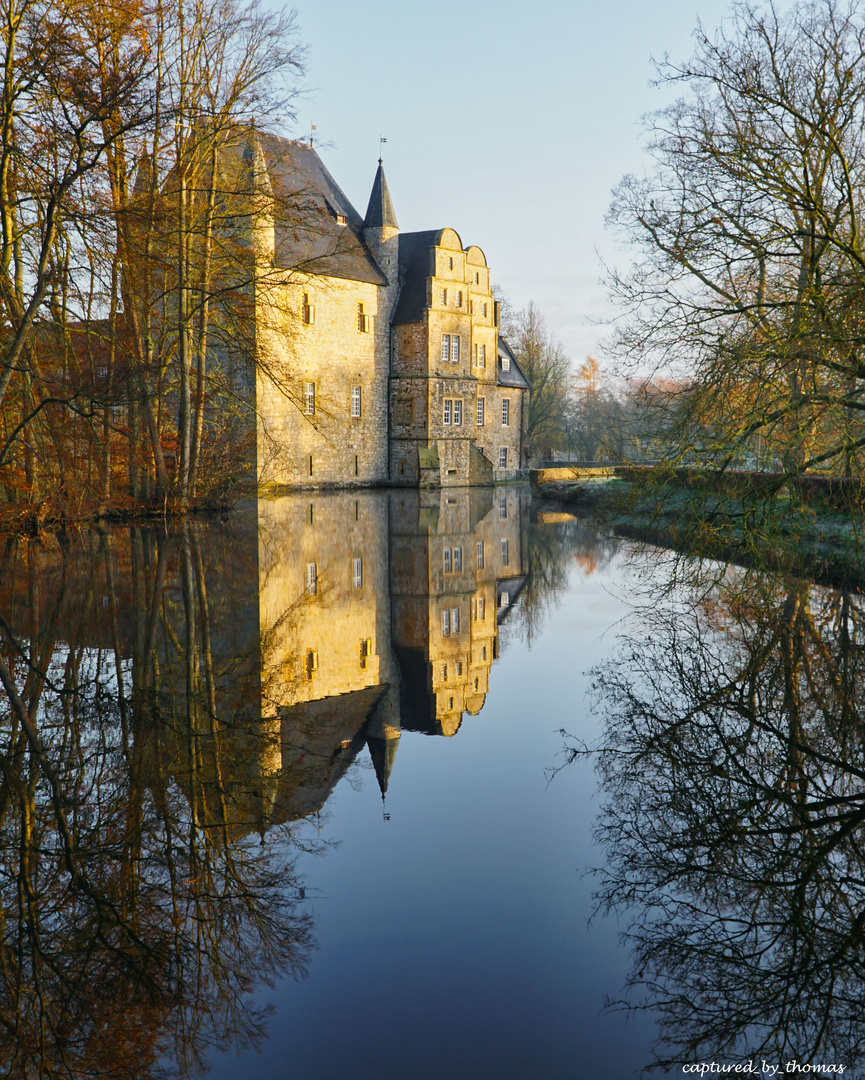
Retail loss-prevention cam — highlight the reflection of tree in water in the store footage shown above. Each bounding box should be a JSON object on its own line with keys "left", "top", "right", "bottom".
{"left": 577, "top": 570, "right": 865, "bottom": 1074}
{"left": 0, "top": 525, "right": 313, "bottom": 1079}
{"left": 505, "top": 515, "right": 618, "bottom": 648}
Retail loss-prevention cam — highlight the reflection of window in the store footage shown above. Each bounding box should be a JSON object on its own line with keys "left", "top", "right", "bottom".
{"left": 453, "top": 546, "right": 462, "bottom": 571}
{"left": 304, "top": 382, "right": 315, "bottom": 415}
{"left": 481, "top": 645, "right": 487, "bottom": 660}
{"left": 451, "top": 607, "right": 460, "bottom": 632}
{"left": 501, "top": 539, "right": 509, "bottom": 566}
{"left": 305, "top": 650, "right": 318, "bottom": 679}
{"left": 441, "top": 664, "right": 448, "bottom": 680}
{"left": 359, "top": 638, "right": 371, "bottom": 668}
{"left": 499, "top": 496, "right": 507, "bottom": 519}
{"left": 479, "top": 597, "right": 485, "bottom": 619}
{"left": 444, "top": 548, "right": 452, "bottom": 572}
{"left": 442, "top": 609, "right": 451, "bottom": 635}
{"left": 306, "top": 562, "right": 317, "bottom": 594}
{"left": 352, "top": 557, "right": 363, "bottom": 588}
{"left": 351, "top": 386, "right": 362, "bottom": 417}
{"left": 456, "top": 661, "right": 463, "bottom": 676}
{"left": 499, "top": 447, "right": 508, "bottom": 468}
{"left": 500, "top": 590, "right": 510, "bottom": 606}
{"left": 476, "top": 541, "right": 484, "bottom": 568}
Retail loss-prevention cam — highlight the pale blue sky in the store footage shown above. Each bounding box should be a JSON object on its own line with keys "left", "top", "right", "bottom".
{"left": 280, "top": 0, "right": 736, "bottom": 364}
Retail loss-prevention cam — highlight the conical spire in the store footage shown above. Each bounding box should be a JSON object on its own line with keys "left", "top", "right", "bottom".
{"left": 364, "top": 161, "right": 398, "bottom": 229}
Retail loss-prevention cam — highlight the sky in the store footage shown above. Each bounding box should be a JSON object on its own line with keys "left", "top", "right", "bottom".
{"left": 275, "top": 0, "right": 739, "bottom": 366}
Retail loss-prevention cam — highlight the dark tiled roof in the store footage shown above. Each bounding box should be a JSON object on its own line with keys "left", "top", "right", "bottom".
{"left": 364, "top": 162, "right": 398, "bottom": 229}
{"left": 497, "top": 336, "right": 530, "bottom": 389}
{"left": 257, "top": 134, "right": 387, "bottom": 286}
{"left": 392, "top": 230, "right": 442, "bottom": 324}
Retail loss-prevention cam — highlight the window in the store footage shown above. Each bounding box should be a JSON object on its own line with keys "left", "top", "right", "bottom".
{"left": 304, "top": 382, "right": 315, "bottom": 416}
{"left": 442, "top": 609, "right": 451, "bottom": 635}
{"left": 305, "top": 650, "right": 318, "bottom": 679}
{"left": 477, "top": 397, "right": 485, "bottom": 426}
{"left": 501, "top": 539, "right": 509, "bottom": 566}
{"left": 443, "top": 400, "right": 452, "bottom": 425}
{"left": 476, "top": 541, "right": 484, "bottom": 568}
{"left": 450, "top": 336, "right": 460, "bottom": 362}
{"left": 441, "top": 334, "right": 450, "bottom": 362}
{"left": 501, "top": 352, "right": 510, "bottom": 371}
{"left": 302, "top": 293, "right": 315, "bottom": 325}
{"left": 473, "top": 343, "right": 478, "bottom": 366}
{"left": 481, "top": 302, "right": 488, "bottom": 317}
{"left": 479, "top": 343, "right": 486, "bottom": 367}
{"left": 440, "top": 287, "right": 447, "bottom": 305}
{"left": 441, "top": 663, "right": 448, "bottom": 680}
{"left": 481, "top": 645, "right": 487, "bottom": 660}
{"left": 351, "top": 385, "right": 362, "bottom": 417}
{"left": 448, "top": 256, "right": 453, "bottom": 270}
{"left": 499, "top": 447, "right": 508, "bottom": 468}
{"left": 336, "top": 213, "right": 346, "bottom": 225}
{"left": 453, "top": 400, "right": 462, "bottom": 426}
{"left": 451, "top": 607, "right": 460, "bottom": 632}
{"left": 474, "top": 272, "right": 479, "bottom": 284}
{"left": 359, "top": 638, "right": 371, "bottom": 669}
{"left": 444, "top": 547, "right": 452, "bottom": 572}
{"left": 499, "top": 496, "right": 508, "bottom": 519}
{"left": 453, "top": 546, "right": 462, "bottom": 571}
{"left": 306, "top": 562, "right": 317, "bottom": 595}
{"left": 357, "top": 303, "right": 370, "bottom": 333}
{"left": 455, "top": 290, "right": 463, "bottom": 307}
{"left": 502, "top": 399, "right": 510, "bottom": 426}
{"left": 456, "top": 661, "right": 463, "bottom": 676}
{"left": 500, "top": 591, "right": 510, "bottom": 607}
{"left": 352, "top": 557, "right": 363, "bottom": 588}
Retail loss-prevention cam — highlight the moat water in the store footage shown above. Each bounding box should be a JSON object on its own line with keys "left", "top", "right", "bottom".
{"left": 0, "top": 489, "right": 862, "bottom": 1078}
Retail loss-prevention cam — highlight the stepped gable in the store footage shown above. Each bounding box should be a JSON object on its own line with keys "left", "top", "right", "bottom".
{"left": 258, "top": 134, "right": 387, "bottom": 285}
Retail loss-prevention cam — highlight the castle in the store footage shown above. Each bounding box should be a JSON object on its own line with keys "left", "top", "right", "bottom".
{"left": 247, "top": 135, "right": 530, "bottom": 489}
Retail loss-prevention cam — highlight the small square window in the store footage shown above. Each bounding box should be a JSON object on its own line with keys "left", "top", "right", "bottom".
{"left": 336, "top": 213, "right": 346, "bottom": 225}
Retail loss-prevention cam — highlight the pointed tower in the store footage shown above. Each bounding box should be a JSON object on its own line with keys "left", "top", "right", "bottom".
{"left": 363, "top": 160, "right": 399, "bottom": 285}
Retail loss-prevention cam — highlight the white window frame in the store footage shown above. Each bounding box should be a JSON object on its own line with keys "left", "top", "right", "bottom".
{"left": 501, "top": 540, "right": 509, "bottom": 566}
{"left": 351, "top": 385, "right": 362, "bottom": 418}
{"left": 440, "top": 287, "right": 447, "bottom": 305}
{"left": 501, "top": 352, "right": 510, "bottom": 371}
{"left": 442, "top": 609, "right": 451, "bottom": 635}
{"left": 477, "top": 398, "right": 485, "bottom": 426}
{"left": 352, "top": 557, "right": 363, "bottom": 588}
{"left": 304, "top": 382, "right": 315, "bottom": 416}
{"left": 444, "top": 547, "right": 452, "bottom": 572}
{"left": 453, "top": 399, "right": 462, "bottom": 426}
{"left": 451, "top": 607, "right": 460, "bottom": 632}
{"left": 451, "top": 336, "right": 460, "bottom": 363}
{"left": 306, "top": 562, "right": 317, "bottom": 594}
{"left": 502, "top": 399, "right": 510, "bottom": 426}
{"left": 443, "top": 399, "right": 452, "bottom": 425}
{"left": 499, "top": 447, "right": 508, "bottom": 468}
{"left": 499, "top": 496, "right": 508, "bottom": 519}
{"left": 476, "top": 541, "right": 484, "bottom": 569}
{"left": 441, "top": 334, "right": 450, "bottom": 362}
{"left": 453, "top": 546, "right": 462, "bottom": 571}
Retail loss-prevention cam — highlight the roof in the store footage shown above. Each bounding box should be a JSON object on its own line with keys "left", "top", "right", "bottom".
{"left": 392, "top": 230, "right": 442, "bottom": 325}
{"left": 498, "top": 336, "right": 530, "bottom": 390}
{"left": 256, "top": 134, "right": 388, "bottom": 286}
{"left": 364, "top": 162, "right": 398, "bottom": 229}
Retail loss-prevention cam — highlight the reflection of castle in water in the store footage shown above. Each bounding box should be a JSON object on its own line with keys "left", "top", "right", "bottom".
{"left": 255, "top": 487, "right": 529, "bottom": 822}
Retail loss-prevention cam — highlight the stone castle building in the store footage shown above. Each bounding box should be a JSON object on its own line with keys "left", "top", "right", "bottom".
{"left": 248, "top": 134, "right": 530, "bottom": 490}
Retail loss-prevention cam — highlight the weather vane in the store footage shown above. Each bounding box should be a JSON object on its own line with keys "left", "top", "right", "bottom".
{"left": 379, "top": 134, "right": 387, "bottom": 164}
{"left": 309, "top": 123, "right": 317, "bottom": 148}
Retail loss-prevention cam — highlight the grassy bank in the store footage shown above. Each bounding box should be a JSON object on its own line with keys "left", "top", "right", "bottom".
{"left": 534, "top": 474, "right": 865, "bottom": 592}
